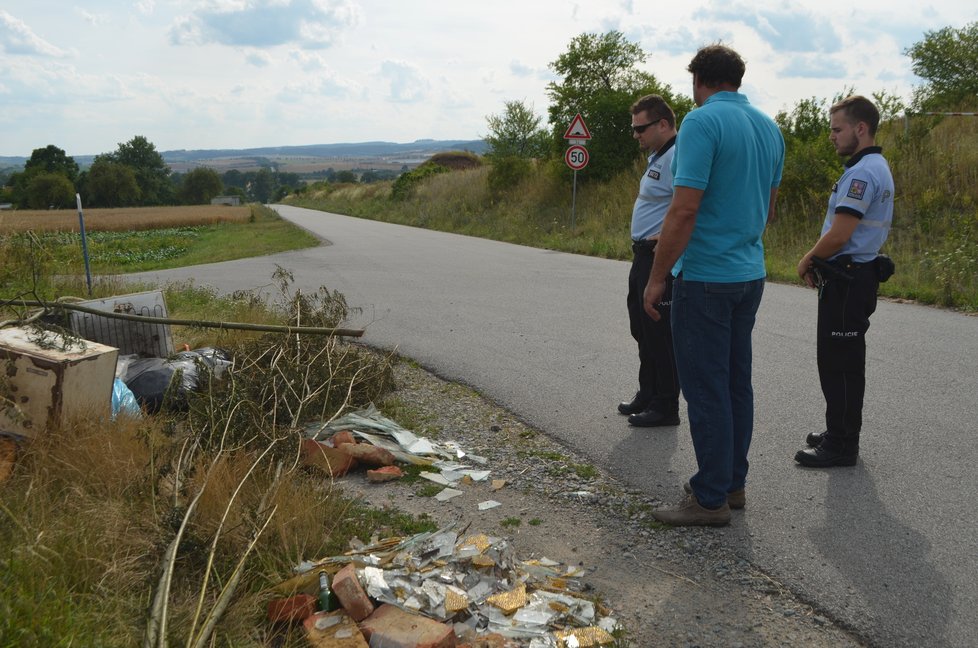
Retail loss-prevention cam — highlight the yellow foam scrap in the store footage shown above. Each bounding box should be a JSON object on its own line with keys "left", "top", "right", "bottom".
{"left": 445, "top": 588, "right": 469, "bottom": 613}
{"left": 459, "top": 534, "right": 491, "bottom": 553}
{"left": 548, "top": 601, "right": 570, "bottom": 613}
{"left": 471, "top": 555, "right": 496, "bottom": 569}
{"left": 554, "top": 626, "right": 615, "bottom": 647}
{"left": 486, "top": 583, "right": 527, "bottom": 614}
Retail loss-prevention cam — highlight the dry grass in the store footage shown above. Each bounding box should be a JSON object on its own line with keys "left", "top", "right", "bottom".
{"left": 0, "top": 205, "right": 252, "bottom": 234}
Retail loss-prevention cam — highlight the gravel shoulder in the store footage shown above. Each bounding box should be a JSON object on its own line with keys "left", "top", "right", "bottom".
{"left": 340, "top": 357, "right": 867, "bottom": 647}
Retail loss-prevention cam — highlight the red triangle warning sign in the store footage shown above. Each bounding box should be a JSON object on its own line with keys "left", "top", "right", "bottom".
{"left": 563, "top": 113, "right": 592, "bottom": 140}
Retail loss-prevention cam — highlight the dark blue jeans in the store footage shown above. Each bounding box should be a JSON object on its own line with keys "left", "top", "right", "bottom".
{"left": 671, "top": 275, "right": 765, "bottom": 509}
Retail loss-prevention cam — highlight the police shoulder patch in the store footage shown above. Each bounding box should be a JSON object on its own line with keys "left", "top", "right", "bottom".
{"left": 847, "top": 179, "right": 868, "bottom": 200}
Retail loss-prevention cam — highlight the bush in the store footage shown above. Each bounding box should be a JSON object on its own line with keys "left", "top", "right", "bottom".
{"left": 391, "top": 163, "right": 449, "bottom": 200}
{"left": 487, "top": 156, "right": 532, "bottom": 196}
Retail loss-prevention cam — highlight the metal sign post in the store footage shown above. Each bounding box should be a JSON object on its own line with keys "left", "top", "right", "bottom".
{"left": 563, "top": 114, "right": 592, "bottom": 230}
{"left": 76, "top": 193, "right": 93, "bottom": 296}
{"left": 564, "top": 145, "right": 590, "bottom": 229}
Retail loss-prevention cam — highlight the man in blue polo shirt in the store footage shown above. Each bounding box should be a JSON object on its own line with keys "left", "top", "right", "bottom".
{"left": 795, "top": 95, "right": 894, "bottom": 468}
{"left": 644, "top": 44, "right": 785, "bottom": 526}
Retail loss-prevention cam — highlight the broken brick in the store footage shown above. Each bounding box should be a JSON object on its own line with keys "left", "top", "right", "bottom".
{"left": 267, "top": 593, "right": 316, "bottom": 624}
{"left": 301, "top": 438, "right": 358, "bottom": 477}
{"left": 303, "top": 610, "right": 369, "bottom": 648}
{"left": 337, "top": 442, "right": 396, "bottom": 467}
{"left": 366, "top": 465, "right": 404, "bottom": 483}
{"left": 332, "top": 563, "right": 374, "bottom": 621}
{"left": 359, "top": 604, "right": 456, "bottom": 648}
{"left": 330, "top": 430, "right": 357, "bottom": 447}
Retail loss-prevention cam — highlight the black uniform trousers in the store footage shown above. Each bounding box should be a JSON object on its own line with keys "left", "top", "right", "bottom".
{"left": 816, "top": 259, "right": 879, "bottom": 454}
{"left": 626, "top": 240, "right": 680, "bottom": 414}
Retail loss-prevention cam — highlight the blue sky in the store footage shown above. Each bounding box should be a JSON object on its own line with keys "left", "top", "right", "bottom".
{"left": 0, "top": 0, "right": 971, "bottom": 157}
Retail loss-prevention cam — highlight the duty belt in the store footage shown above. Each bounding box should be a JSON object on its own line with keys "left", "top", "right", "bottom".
{"left": 631, "top": 239, "right": 658, "bottom": 253}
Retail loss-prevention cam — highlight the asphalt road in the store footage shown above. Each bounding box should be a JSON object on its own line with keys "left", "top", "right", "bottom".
{"left": 136, "top": 205, "right": 978, "bottom": 648}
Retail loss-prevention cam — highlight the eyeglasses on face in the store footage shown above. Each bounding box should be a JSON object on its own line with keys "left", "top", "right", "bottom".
{"left": 631, "top": 117, "right": 663, "bottom": 134}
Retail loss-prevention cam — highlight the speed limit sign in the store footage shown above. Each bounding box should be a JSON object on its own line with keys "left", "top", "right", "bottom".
{"left": 564, "top": 144, "right": 589, "bottom": 171}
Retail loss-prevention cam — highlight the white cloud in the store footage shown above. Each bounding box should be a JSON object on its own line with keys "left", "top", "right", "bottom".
{"left": 1, "top": 0, "right": 973, "bottom": 155}
{"left": 0, "top": 9, "right": 69, "bottom": 57}
{"left": 169, "top": 0, "right": 360, "bottom": 50}
{"left": 247, "top": 51, "right": 273, "bottom": 66}
{"left": 380, "top": 60, "right": 430, "bottom": 104}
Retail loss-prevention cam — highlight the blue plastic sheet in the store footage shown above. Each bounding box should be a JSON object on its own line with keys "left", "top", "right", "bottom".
{"left": 111, "top": 377, "right": 142, "bottom": 419}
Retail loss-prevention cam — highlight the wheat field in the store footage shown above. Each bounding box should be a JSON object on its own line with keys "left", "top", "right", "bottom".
{"left": 0, "top": 204, "right": 252, "bottom": 233}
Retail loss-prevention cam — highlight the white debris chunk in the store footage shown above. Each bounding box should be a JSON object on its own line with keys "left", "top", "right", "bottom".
{"left": 435, "top": 487, "right": 464, "bottom": 502}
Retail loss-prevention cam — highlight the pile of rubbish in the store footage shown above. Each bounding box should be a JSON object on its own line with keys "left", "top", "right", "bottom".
{"left": 114, "top": 347, "right": 232, "bottom": 416}
{"left": 268, "top": 521, "right": 620, "bottom": 647}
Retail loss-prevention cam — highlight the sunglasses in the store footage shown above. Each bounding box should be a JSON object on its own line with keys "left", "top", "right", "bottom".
{"left": 632, "top": 117, "right": 664, "bottom": 134}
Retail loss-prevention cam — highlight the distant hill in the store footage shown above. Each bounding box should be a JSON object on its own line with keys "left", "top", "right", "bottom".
{"left": 0, "top": 139, "right": 488, "bottom": 170}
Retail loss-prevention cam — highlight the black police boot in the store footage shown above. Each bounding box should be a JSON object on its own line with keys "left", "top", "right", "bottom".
{"left": 617, "top": 393, "right": 650, "bottom": 416}
{"left": 628, "top": 406, "right": 680, "bottom": 427}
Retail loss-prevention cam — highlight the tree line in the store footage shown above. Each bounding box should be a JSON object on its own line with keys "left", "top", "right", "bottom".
{"left": 481, "top": 23, "right": 978, "bottom": 190}
{"left": 0, "top": 136, "right": 313, "bottom": 210}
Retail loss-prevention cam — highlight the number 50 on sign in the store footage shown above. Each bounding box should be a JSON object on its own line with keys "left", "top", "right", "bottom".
{"left": 565, "top": 145, "right": 589, "bottom": 171}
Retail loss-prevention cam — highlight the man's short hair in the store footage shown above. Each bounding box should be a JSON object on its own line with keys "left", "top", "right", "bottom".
{"left": 687, "top": 44, "right": 745, "bottom": 89}
{"left": 630, "top": 94, "right": 676, "bottom": 128}
{"left": 830, "top": 95, "right": 881, "bottom": 136}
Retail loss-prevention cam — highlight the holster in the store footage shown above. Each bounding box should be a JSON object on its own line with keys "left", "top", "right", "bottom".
{"left": 876, "top": 254, "right": 895, "bottom": 282}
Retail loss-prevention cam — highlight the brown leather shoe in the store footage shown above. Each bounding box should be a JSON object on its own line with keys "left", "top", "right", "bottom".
{"left": 652, "top": 493, "right": 731, "bottom": 527}
{"left": 684, "top": 481, "right": 745, "bottom": 510}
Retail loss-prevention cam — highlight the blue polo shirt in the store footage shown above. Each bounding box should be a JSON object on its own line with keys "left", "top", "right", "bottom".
{"left": 671, "top": 92, "right": 785, "bottom": 282}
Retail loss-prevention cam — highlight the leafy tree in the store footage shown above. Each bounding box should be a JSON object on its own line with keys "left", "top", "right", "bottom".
{"left": 487, "top": 156, "right": 533, "bottom": 195}
{"left": 179, "top": 167, "right": 223, "bottom": 204}
{"left": 84, "top": 158, "right": 141, "bottom": 207}
{"left": 546, "top": 31, "right": 693, "bottom": 181}
{"left": 25, "top": 172, "right": 75, "bottom": 209}
{"left": 223, "top": 169, "right": 245, "bottom": 189}
{"left": 6, "top": 145, "right": 79, "bottom": 207}
{"left": 484, "top": 100, "right": 550, "bottom": 159}
{"left": 24, "top": 145, "right": 79, "bottom": 183}
{"left": 905, "top": 22, "right": 978, "bottom": 110}
{"left": 872, "top": 89, "right": 907, "bottom": 123}
{"left": 105, "top": 136, "right": 172, "bottom": 205}
{"left": 251, "top": 167, "right": 276, "bottom": 203}
{"left": 335, "top": 170, "right": 357, "bottom": 183}
{"left": 774, "top": 97, "right": 841, "bottom": 217}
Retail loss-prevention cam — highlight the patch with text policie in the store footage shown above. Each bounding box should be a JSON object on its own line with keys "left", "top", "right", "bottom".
{"left": 846, "top": 179, "right": 868, "bottom": 200}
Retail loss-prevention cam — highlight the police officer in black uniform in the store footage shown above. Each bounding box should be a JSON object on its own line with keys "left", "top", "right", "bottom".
{"left": 795, "top": 95, "right": 894, "bottom": 467}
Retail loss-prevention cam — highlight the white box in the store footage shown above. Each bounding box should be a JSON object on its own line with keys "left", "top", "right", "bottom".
{"left": 0, "top": 327, "right": 119, "bottom": 439}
